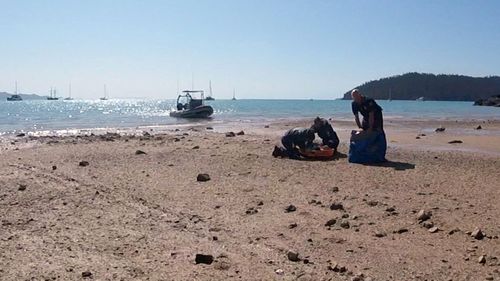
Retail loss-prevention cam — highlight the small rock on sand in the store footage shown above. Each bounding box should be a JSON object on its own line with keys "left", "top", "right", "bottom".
{"left": 325, "top": 219, "right": 337, "bottom": 227}
{"left": 82, "top": 271, "right": 93, "bottom": 278}
{"left": 417, "top": 209, "right": 432, "bottom": 221}
{"left": 435, "top": 127, "right": 445, "bottom": 132}
{"left": 340, "top": 220, "right": 350, "bottom": 229}
{"left": 192, "top": 146, "right": 200, "bottom": 149}
{"left": 285, "top": 205, "right": 297, "bottom": 213}
{"left": 18, "top": 184, "right": 27, "bottom": 191}
{"left": 478, "top": 255, "right": 486, "bottom": 264}
{"left": 52, "top": 165, "right": 57, "bottom": 170}
{"left": 206, "top": 127, "right": 213, "bottom": 130}
{"left": 330, "top": 202, "right": 344, "bottom": 211}
{"left": 197, "top": 174, "right": 211, "bottom": 182}
{"left": 195, "top": 254, "right": 214, "bottom": 265}
{"left": 79, "top": 161, "right": 90, "bottom": 167}
{"left": 331, "top": 186, "right": 339, "bottom": 193}
{"left": 448, "top": 140, "right": 463, "bottom": 144}
{"left": 16, "top": 133, "right": 26, "bottom": 137}
{"left": 476, "top": 125, "right": 482, "bottom": 130}
{"left": 422, "top": 221, "right": 434, "bottom": 229}
{"left": 135, "top": 150, "right": 147, "bottom": 155}
{"left": 225, "top": 132, "right": 236, "bottom": 137}
{"left": 287, "top": 251, "right": 300, "bottom": 262}
{"left": 236, "top": 131, "right": 245, "bottom": 136}
{"left": 429, "top": 226, "right": 439, "bottom": 233}
{"left": 471, "top": 228, "right": 485, "bottom": 240}
{"left": 374, "top": 231, "right": 387, "bottom": 238}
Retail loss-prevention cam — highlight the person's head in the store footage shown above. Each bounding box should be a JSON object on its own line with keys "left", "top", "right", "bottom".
{"left": 312, "top": 116, "right": 325, "bottom": 131}
{"left": 351, "top": 89, "right": 363, "bottom": 104}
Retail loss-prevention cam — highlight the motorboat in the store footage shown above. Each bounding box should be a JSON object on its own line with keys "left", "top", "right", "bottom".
{"left": 170, "top": 90, "right": 214, "bottom": 118}
{"left": 7, "top": 94, "right": 22, "bottom": 101}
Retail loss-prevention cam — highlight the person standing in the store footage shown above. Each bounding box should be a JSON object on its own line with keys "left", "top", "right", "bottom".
{"left": 351, "top": 89, "right": 384, "bottom": 132}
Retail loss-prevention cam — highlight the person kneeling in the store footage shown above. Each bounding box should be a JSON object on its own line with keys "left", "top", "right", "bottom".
{"left": 272, "top": 127, "right": 315, "bottom": 159}
{"left": 311, "top": 117, "right": 340, "bottom": 151}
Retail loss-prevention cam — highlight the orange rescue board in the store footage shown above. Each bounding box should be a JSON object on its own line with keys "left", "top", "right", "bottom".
{"left": 299, "top": 145, "right": 335, "bottom": 158}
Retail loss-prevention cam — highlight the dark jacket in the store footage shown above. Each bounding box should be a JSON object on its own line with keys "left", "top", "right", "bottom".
{"left": 282, "top": 128, "right": 315, "bottom": 149}
{"left": 352, "top": 97, "right": 384, "bottom": 130}
{"left": 313, "top": 119, "right": 340, "bottom": 149}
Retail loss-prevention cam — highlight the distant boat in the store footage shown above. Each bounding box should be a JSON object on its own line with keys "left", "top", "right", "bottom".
{"left": 47, "top": 87, "right": 59, "bottom": 100}
{"left": 64, "top": 83, "right": 74, "bottom": 100}
{"left": 7, "top": 81, "right": 23, "bottom": 101}
{"left": 232, "top": 88, "right": 236, "bottom": 100}
{"left": 170, "top": 90, "right": 214, "bottom": 118}
{"left": 205, "top": 80, "right": 215, "bottom": 100}
{"left": 100, "top": 84, "right": 108, "bottom": 100}
{"left": 416, "top": 96, "right": 425, "bottom": 101}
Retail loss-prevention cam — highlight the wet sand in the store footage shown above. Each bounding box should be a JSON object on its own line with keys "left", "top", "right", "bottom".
{"left": 1, "top": 119, "right": 500, "bottom": 280}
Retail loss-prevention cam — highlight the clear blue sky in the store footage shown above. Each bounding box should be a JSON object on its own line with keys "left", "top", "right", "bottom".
{"left": 1, "top": 0, "right": 499, "bottom": 99}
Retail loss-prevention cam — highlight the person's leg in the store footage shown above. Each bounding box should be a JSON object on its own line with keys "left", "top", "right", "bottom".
{"left": 282, "top": 137, "right": 300, "bottom": 159}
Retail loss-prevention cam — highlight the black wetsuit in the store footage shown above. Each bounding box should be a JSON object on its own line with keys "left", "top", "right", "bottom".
{"left": 352, "top": 97, "right": 384, "bottom": 131}
{"left": 315, "top": 121, "right": 340, "bottom": 149}
{"left": 281, "top": 128, "right": 315, "bottom": 159}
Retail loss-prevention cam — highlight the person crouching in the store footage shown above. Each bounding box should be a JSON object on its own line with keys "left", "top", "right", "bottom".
{"left": 311, "top": 117, "right": 339, "bottom": 151}
{"left": 273, "top": 127, "right": 315, "bottom": 159}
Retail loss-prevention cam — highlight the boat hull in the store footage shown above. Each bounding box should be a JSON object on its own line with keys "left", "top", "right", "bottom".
{"left": 170, "top": 105, "right": 214, "bottom": 118}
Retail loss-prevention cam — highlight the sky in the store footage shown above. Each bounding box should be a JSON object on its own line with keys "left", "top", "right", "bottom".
{"left": 1, "top": 0, "right": 499, "bottom": 99}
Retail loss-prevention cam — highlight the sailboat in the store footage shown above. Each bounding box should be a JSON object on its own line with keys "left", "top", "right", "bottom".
{"left": 232, "top": 88, "right": 236, "bottom": 100}
{"left": 205, "top": 80, "right": 215, "bottom": 100}
{"left": 7, "top": 81, "right": 23, "bottom": 101}
{"left": 64, "top": 83, "right": 74, "bottom": 100}
{"left": 47, "top": 87, "right": 59, "bottom": 100}
{"left": 100, "top": 84, "right": 108, "bottom": 100}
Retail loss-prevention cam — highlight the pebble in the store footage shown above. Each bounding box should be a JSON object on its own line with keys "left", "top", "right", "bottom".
{"left": 195, "top": 254, "right": 214, "bottom": 265}
{"left": 288, "top": 223, "right": 298, "bottom": 229}
{"left": 18, "top": 184, "right": 27, "bottom": 191}
{"left": 287, "top": 251, "right": 300, "bottom": 262}
{"left": 206, "top": 127, "right": 213, "bottom": 130}
{"left": 325, "top": 219, "right": 337, "bottom": 227}
{"left": 285, "top": 205, "right": 297, "bottom": 213}
{"left": 82, "top": 271, "right": 92, "bottom": 278}
{"left": 476, "top": 125, "right": 482, "bottom": 130}
{"left": 79, "top": 161, "right": 90, "bottom": 167}
{"left": 448, "top": 140, "right": 463, "bottom": 144}
{"left": 192, "top": 146, "right": 200, "bottom": 149}
{"left": 275, "top": 269, "right": 284, "bottom": 275}
{"left": 331, "top": 186, "right": 339, "bottom": 192}
{"left": 395, "top": 228, "right": 408, "bottom": 234}
{"left": 374, "top": 231, "right": 387, "bottom": 238}
{"left": 340, "top": 220, "right": 350, "bottom": 229}
{"left": 236, "top": 131, "right": 245, "bottom": 136}
{"left": 52, "top": 165, "right": 57, "bottom": 170}
{"left": 197, "top": 174, "right": 211, "bottom": 182}
{"left": 16, "top": 133, "right": 26, "bottom": 137}
{"left": 135, "top": 150, "right": 147, "bottom": 155}
{"left": 417, "top": 209, "right": 431, "bottom": 221}
{"left": 422, "top": 221, "right": 434, "bottom": 229}
{"left": 471, "top": 228, "right": 485, "bottom": 240}
{"left": 330, "top": 202, "right": 344, "bottom": 211}
{"left": 435, "top": 127, "right": 445, "bottom": 132}
{"left": 428, "top": 226, "right": 439, "bottom": 233}
{"left": 478, "top": 255, "right": 486, "bottom": 264}
{"left": 225, "top": 132, "right": 236, "bottom": 137}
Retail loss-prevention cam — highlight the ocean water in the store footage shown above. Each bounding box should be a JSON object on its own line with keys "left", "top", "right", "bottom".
{"left": 0, "top": 99, "right": 498, "bottom": 136}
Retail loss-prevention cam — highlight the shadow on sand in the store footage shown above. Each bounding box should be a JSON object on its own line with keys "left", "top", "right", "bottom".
{"left": 362, "top": 160, "right": 416, "bottom": 171}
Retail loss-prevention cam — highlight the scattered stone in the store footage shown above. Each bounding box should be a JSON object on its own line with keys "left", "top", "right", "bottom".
{"left": 192, "top": 146, "right": 200, "bottom": 149}
{"left": 287, "top": 251, "right": 300, "bottom": 262}
{"left": 476, "top": 125, "right": 482, "bottom": 130}
{"left": 225, "top": 132, "right": 236, "bottom": 137}
{"left": 416, "top": 136, "right": 421, "bottom": 139}
{"left": 435, "top": 127, "right": 445, "bottom": 132}
{"left": 417, "top": 209, "right": 431, "bottom": 222}
{"left": 340, "top": 220, "right": 350, "bottom": 229}
{"left": 16, "top": 133, "right": 26, "bottom": 137}
{"left": 135, "top": 150, "right": 147, "bottom": 155}
{"left": 195, "top": 254, "right": 214, "bottom": 265}
{"left": 429, "top": 226, "right": 439, "bottom": 233}
{"left": 448, "top": 228, "right": 460, "bottom": 235}
{"left": 18, "top": 184, "right": 27, "bottom": 191}
{"left": 366, "top": 201, "right": 378, "bottom": 207}
{"left": 422, "top": 221, "right": 434, "bottom": 229}
{"left": 325, "top": 219, "right": 337, "bottom": 227}
{"left": 174, "top": 138, "right": 180, "bottom": 142}
{"left": 275, "top": 269, "right": 284, "bottom": 275}
{"left": 257, "top": 201, "right": 264, "bottom": 206}
{"left": 285, "top": 205, "right": 297, "bottom": 213}
{"left": 264, "top": 125, "right": 270, "bottom": 128}
{"left": 471, "top": 228, "right": 485, "bottom": 240}
{"left": 478, "top": 255, "right": 486, "bottom": 264}
{"left": 81, "top": 271, "right": 92, "bottom": 278}
{"left": 288, "top": 223, "right": 298, "bottom": 229}
{"left": 79, "top": 161, "right": 89, "bottom": 167}
{"left": 206, "top": 127, "right": 213, "bottom": 130}
{"left": 246, "top": 207, "right": 258, "bottom": 215}
{"left": 330, "top": 202, "right": 344, "bottom": 211}
{"left": 448, "top": 140, "right": 463, "bottom": 144}
{"left": 374, "top": 231, "right": 387, "bottom": 238}
{"left": 52, "top": 165, "right": 57, "bottom": 170}
{"left": 197, "top": 174, "right": 211, "bottom": 182}
{"left": 385, "top": 207, "right": 396, "bottom": 212}
{"left": 395, "top": 228, "right": 408, "bottom": 234}
{"left": 236, "top": 131, "right": 245, "bottom": 136}
{"left": 331, "top": 186, "right": 339, "bottom": 192}
{"left": 342, "top": 213, "right": 349, "bottom": 219}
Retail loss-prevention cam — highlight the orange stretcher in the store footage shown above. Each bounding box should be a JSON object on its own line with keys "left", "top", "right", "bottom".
{"left": 299, "top": 145, "right": 335, "bottom": 159}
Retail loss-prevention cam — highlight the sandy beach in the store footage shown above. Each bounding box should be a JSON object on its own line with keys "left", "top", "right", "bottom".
{"left": 1, "top": 119, "right": 500, "bottom": 281}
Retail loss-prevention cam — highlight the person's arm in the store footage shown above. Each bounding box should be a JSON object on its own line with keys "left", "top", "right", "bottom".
{"left": 354, "top": 113, "right": 362, "bottom": 129}
{"left": 368, "top": 111, "right": 375, "bottom": 131}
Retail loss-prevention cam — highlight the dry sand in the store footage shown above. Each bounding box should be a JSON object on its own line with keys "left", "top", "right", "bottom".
{"left": 1, "top": 119, "right": 500, "bottom": 281}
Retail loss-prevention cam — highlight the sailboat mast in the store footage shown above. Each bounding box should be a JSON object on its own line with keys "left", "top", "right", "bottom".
{"left": 209, "top": 80, "right": 213, "bottom": 97}
{"left": 69, "top": 83, "right": 72, "bottom": 98}
{"left": 15, "top": 81, "right": 18, "bottom": 95}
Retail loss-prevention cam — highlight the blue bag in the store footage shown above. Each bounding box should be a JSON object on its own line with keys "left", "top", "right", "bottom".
{"left": 348, "top": 130, "right": 387, "bottom": 164}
